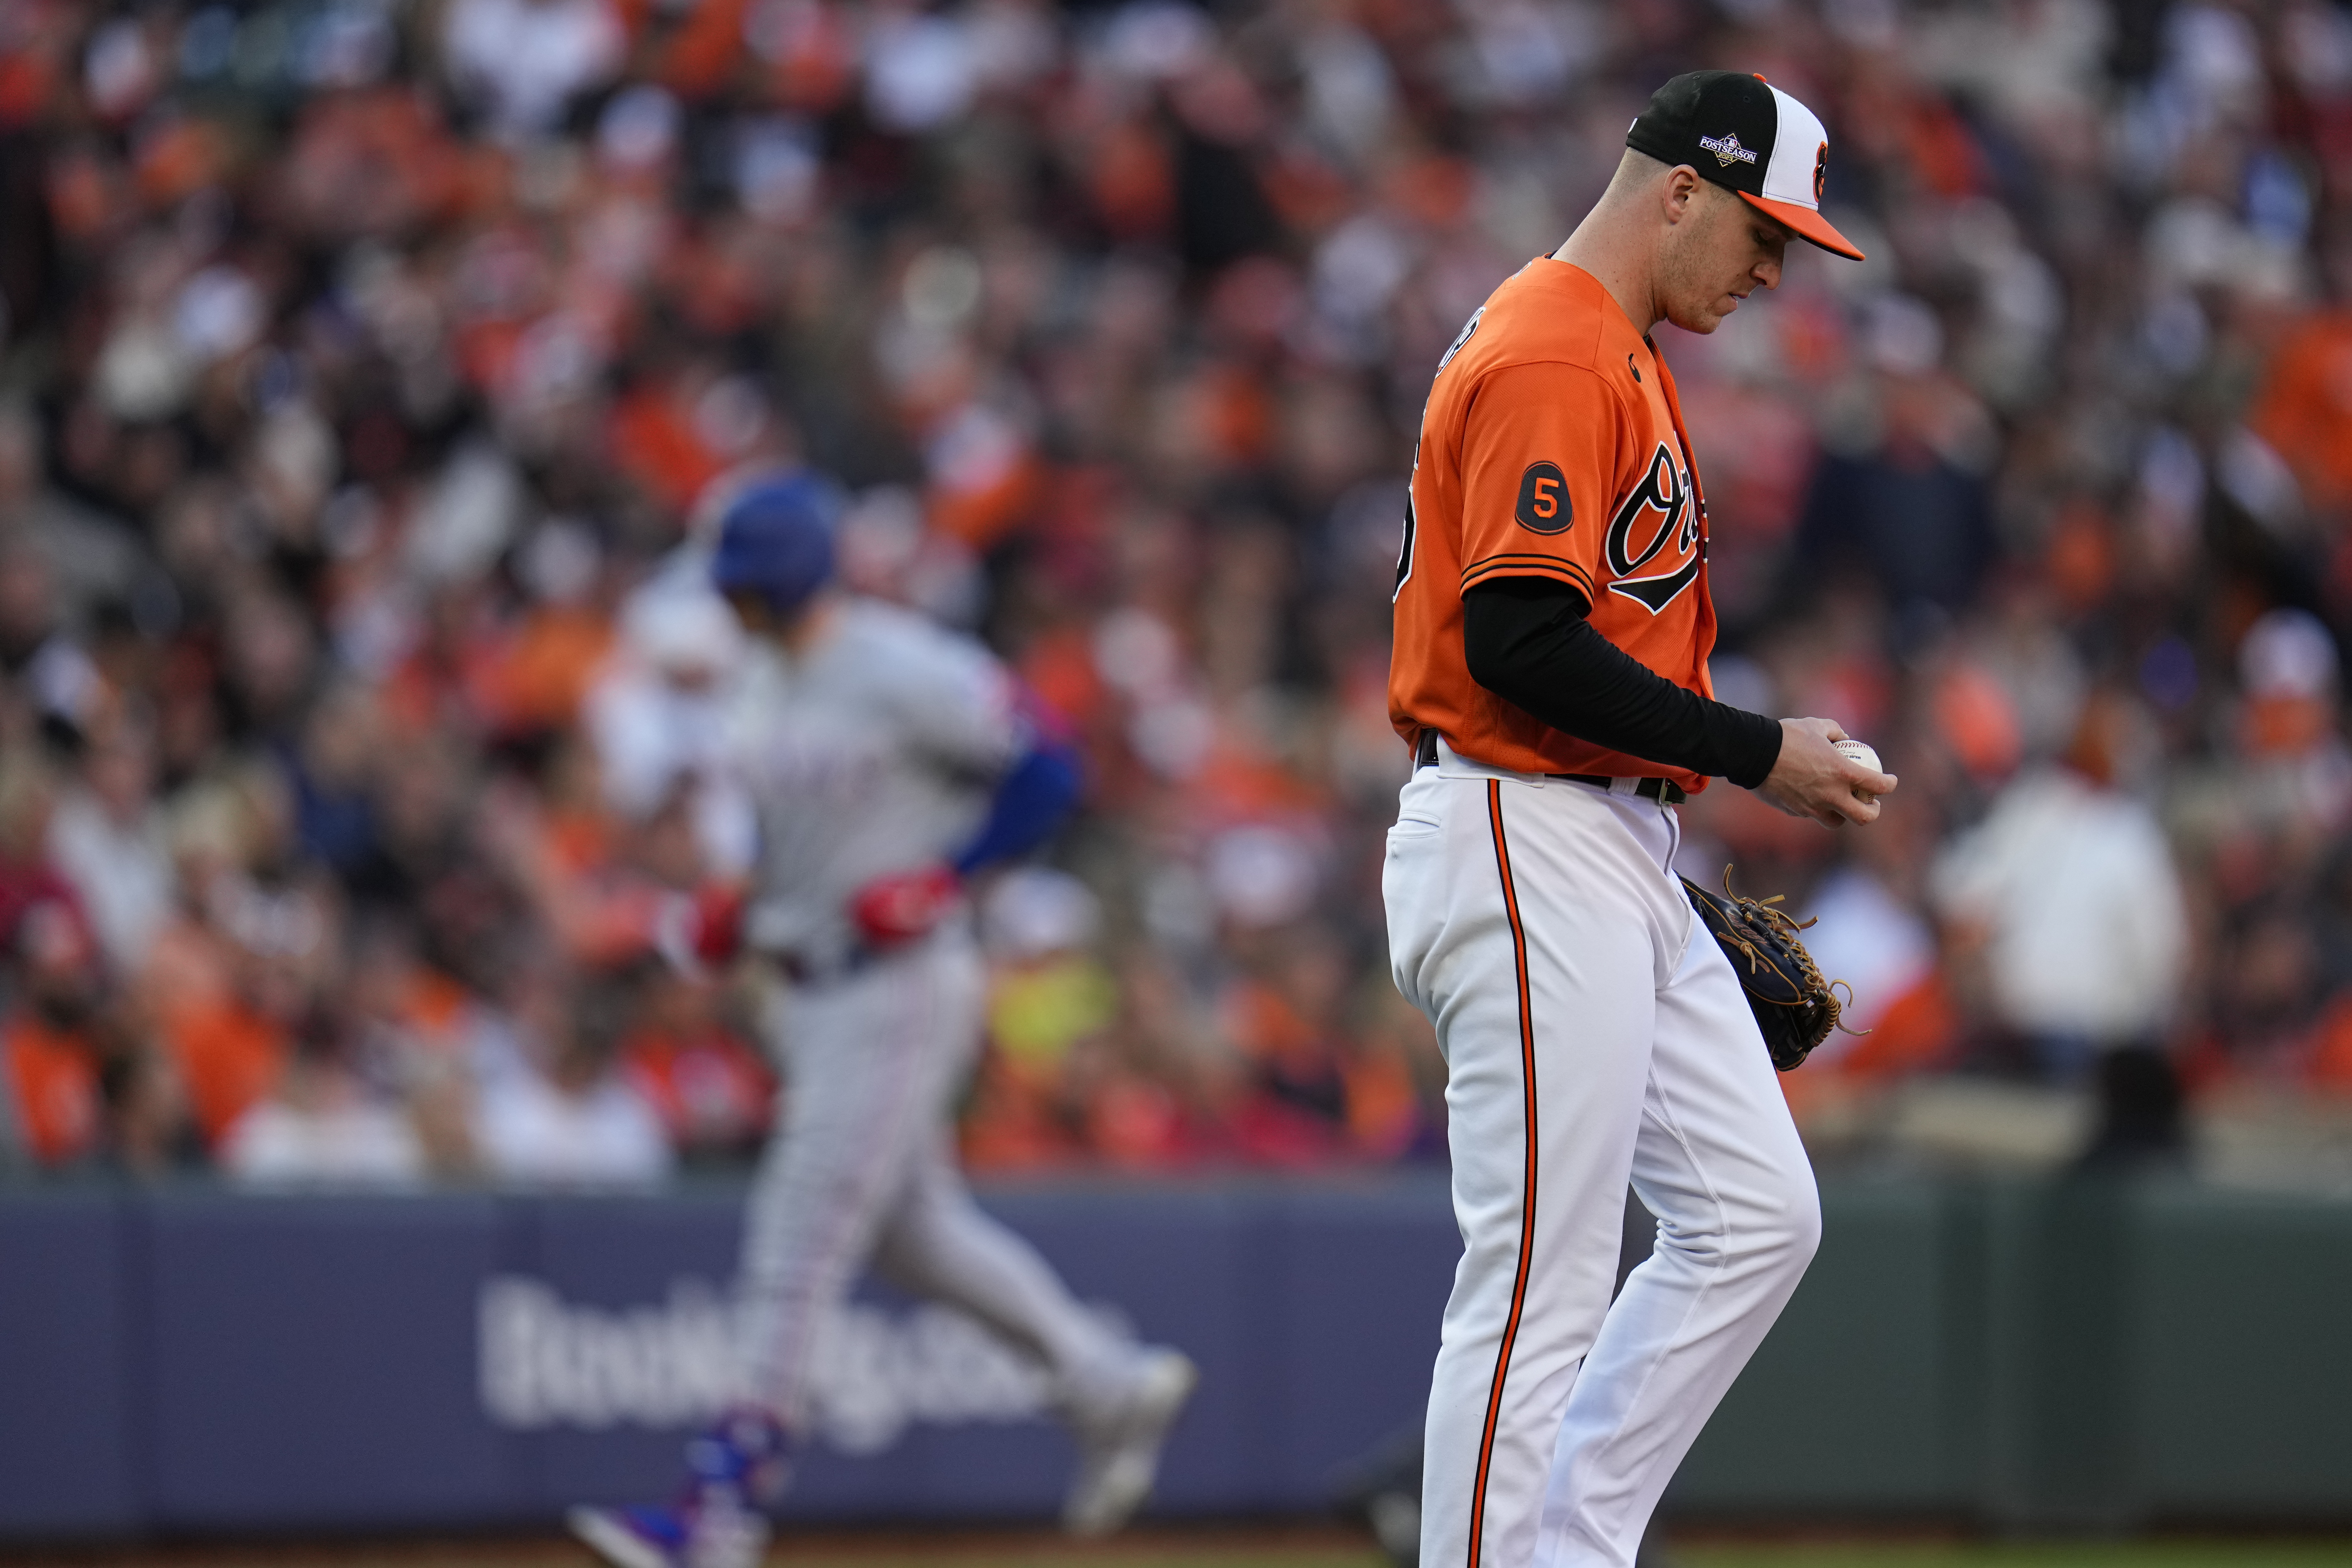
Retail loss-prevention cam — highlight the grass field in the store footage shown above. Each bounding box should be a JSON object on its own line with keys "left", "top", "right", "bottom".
{"left": 1674, "top": 1545, "right": 2352, "bottom": 1568}
{"left": 22, "top": 1530, "right": 2352, "bottom": 1568}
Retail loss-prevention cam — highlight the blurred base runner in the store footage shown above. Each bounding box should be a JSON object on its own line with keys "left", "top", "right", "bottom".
{"left": 570, "top": 472, "right": 1194, "bottom": 1568}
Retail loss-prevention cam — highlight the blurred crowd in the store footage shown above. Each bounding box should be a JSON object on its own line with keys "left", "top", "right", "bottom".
{"left": 4, "top": 0, "right": 2352, "bottom": 1184}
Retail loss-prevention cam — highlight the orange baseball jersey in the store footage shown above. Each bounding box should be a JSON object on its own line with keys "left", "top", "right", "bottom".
{"left": 1389, "top": 258, "right": 1720, "bottom": 792}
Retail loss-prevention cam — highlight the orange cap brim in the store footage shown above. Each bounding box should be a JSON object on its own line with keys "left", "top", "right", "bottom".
{"left": 1740, "top": 191, "right": 1865, "bottom": 261}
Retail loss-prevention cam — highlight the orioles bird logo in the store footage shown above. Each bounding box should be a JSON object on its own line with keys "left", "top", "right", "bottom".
{"left": 1814, "top": 141, "right": 1828, "bottom": 204}
{"left": 1604, "top": 443, "right": 1703, "bottom": 613}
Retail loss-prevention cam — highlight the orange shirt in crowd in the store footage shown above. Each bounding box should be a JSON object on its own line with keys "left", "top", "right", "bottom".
{"left": 483, "top": 608, "right": 616, "bottom": 734}
{"left": 163, "top": 999, "right": 289, "bottom": 1148}
{"left": 3, "top": 1014, "right": 99, "bottom": 1166}
{"left": 2307, "top": 993, "right": 2352, "bottom": 1091}
{"left": 610, "top": 383, "right": 730, "bottom": 517}
{"left": 621, "top": 1027, "right": 775, "bottom": 1152}
{"left": 1827, "top": 970, "right": 1960, "bottom": 1081}
{"left": 2251, "top": 310, "right": 2352, "bottom": 513}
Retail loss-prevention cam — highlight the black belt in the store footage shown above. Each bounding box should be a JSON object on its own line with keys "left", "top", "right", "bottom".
{"left": 773, "top": 941, "right": 889, "bottom": 988}
{"left": 1560, "top": 773, "right": 1688, "bottom": 804}
{"left": 1414, "top": 730, "right": 1686, "bottom": 805}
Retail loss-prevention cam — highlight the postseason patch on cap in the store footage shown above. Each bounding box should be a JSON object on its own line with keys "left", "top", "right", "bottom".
{"left": 1698, "top": 132, "right": 1757, "bottom": 167}
{"left": 1626, "top": 71, "right": 1864, "bottom": 260}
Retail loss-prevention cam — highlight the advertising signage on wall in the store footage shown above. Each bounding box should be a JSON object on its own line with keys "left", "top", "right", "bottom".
{"left": 0, "top": 1180, "right": 1466, "bottom": 1536}
{"left": 476, "top": 1274, "right": 1117, "bottom": 1452}
{"left": 8, "top": 1177, "right": 2350, "bottom": 1541}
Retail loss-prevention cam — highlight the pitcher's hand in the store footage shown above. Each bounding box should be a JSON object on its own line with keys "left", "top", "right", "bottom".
{"left": 1754, "top": 717, "right": 1895, "bottom": 827}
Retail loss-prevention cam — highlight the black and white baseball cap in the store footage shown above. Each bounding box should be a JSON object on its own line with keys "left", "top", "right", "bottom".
{"left": 1626, "top": 71, "right": 1865, "bottom": 261}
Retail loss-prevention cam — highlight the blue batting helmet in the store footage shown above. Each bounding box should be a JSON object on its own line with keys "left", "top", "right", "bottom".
{"left": 709, "top": 470, "right": 846, "bottom": 616}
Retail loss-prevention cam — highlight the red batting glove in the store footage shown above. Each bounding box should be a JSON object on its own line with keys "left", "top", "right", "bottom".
{"left": 848, "top": 864, "right": 962, "bottom": 949}
{"left": 692, "top": 884, "right": 745, "bottom": 964}
{"left": 653, "top": 884, "right": 746, "bottom": 977}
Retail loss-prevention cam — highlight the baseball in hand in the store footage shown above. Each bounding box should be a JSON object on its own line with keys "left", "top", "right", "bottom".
{"left": 1834, "top": 739, "right": 1883, "bottom": 802}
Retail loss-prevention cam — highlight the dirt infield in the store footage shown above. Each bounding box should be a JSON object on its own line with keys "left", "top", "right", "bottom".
{"left": 13, "top": 1528, "right": 2352, "bottom": 1568}
{"left": 0, "top": 1525, "right": 1386, "bottom": 1568}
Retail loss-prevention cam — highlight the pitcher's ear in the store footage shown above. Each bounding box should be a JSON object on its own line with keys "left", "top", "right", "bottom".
{"left": 1659, "top": 164, "right": 1704, "bottom": 222}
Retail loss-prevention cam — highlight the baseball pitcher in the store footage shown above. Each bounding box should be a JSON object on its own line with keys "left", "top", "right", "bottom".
{"left": 1384, "top": 72, "right": 1895, "bottom": 1567}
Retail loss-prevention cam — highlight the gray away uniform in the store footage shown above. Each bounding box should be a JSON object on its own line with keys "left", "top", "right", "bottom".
{"left": 721, "top": 599, "right": 1137, "bottom": 1429}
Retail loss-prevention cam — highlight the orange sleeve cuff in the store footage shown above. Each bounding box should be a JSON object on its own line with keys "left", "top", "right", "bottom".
{"left": 1461, "top": 554, "right": 1595, "bottom": 603}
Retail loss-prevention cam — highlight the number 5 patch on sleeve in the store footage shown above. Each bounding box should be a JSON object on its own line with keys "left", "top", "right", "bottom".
{"left": 1515, "top": 461, "right": 1570, "bottom": 534}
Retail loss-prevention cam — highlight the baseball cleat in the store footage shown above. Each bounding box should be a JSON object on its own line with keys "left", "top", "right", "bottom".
{"left": 569, "top": 1503, "right": 688, "bottom": 1568}
{"left": 1062, "top": 1346, "right": 1199, "bottom": 1538}
{"left": 568, "top": 1494, "right": 769, "bottom": 1568}
{"left": 571, "top": 1408, "right": 786, "bottom": 1568}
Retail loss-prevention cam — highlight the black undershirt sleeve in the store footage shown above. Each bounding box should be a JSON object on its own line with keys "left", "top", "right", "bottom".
{"left": 1462, "top": 576, "right": 1784, "bottom": 789}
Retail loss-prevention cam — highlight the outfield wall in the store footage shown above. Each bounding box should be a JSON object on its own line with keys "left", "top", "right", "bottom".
{"left": 2, "top": 1173, "right": 2348, "bottom": 1540}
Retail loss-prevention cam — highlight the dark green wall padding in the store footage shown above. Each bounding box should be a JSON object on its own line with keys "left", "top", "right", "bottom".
{"left": 1669, "top": 1175, "right": 2352, "bottom": 1530}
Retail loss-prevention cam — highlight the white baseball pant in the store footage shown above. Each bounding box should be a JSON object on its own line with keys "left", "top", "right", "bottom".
{"left": 737, "top": 931, "right": 1134, "bottom": 1429}
{"left": 1384, "top": 740, "right": 1820, "bottom": 1568}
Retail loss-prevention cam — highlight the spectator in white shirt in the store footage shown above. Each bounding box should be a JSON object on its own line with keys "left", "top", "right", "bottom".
{"left": 584, "top": 579, "right": 756, "bottom": 879}
{"left": 441, "top": 0, "right": 624, "bottom": 143}
{"left": 473, "top": 966, "right": 672, "bottom": 1189}
{"left": 225, "top": 1025, "right": 430, "bottom": 1190}
{"left": 1934, "top": 688, "right": 2190, "bottom": 1164}
{"left": 48, "top": 716, "right": 175, "bottom": 977}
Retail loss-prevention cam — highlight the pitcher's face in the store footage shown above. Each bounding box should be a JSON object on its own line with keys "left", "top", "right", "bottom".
{"left": 1659, "top": 183, "right": 1788, "bottom": 334}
